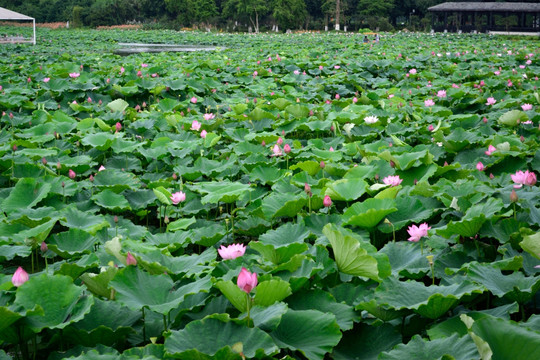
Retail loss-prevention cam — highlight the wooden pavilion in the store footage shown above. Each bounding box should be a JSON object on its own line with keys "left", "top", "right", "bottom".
{"left": 0, "top": 7, "right": 36, "bottom": 44}
{"left": 428, "top": 2, "right": 540, "bottom": 33}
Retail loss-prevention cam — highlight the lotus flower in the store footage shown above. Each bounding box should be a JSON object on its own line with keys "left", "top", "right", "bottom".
{"left": 485, "top": 145, "right": 497, "bottom": 156}
{"left": 511, "top": 170, "right": 535, "bottom": 188}
{"left": 218, "top": 243, "right": 246, "bottom": 260}
{"left": 486, "top": 97, "right": 496, "bottom": 106}
{"left": 277, "top": 137, "right": 283, "bottom": 145}
{"left": 283, "top": 143, "right": 291, "bottom": 154}
{"left": 409, "top": 68, "right": 417, "bottom": 75}
{"left": 237, "top": 267, "right": 257, "bottom": 293}
{"left": 69, "top": 72, "right": 80, "bottom": 78}
{"left": 200, "top": 130, "right": 207, "bottom": 138}
{"left": 170, "top": 191, "right": 186, "bottom": 205}
{"left": 43, "top": 77, "right": 50, "bottom": 83}
{"left": 323, "top": 195, "right": 332, "bottom": 207}
{"left": 98, "top": 165, "right": 106, "bottom": 171}
{"left": 383, "top": 175, "right": 402, "bottom": 187}
{"left": 40, "top": 241, "right": 48, "bottom": 253}
{"left": 115, "top": 122, "right": 122, "bottom": 132}
{"left": 12, "top": 267, "right": 29, "bottom": 287}
{"left": 364, "top": 115, "right": 379, "bottom": 124}
{"left": 203, "top": 113, "right": 215, "bottom": 120}
{"left": 407, "top": 223, "right": 431, "bottom": 242}
{"left": 437, "top": 90, "right": 447, "bottom": 98}
{"left": 190, "top": 96, "right": 197, "bottom": 104}
{"left": 424, "top": 99, "right": 435, "bottom": 107}
{"left": 476, "top": 162, "right": 485, "bottom": 171}
{"left": 522, "top": 103, "right": 533, "bottom": 111}
{"left": 191, "top": 120, "right": 201, "bottom": 131}
{"left": 271, "top": 144, "right": 282, "bottom": 157}
{"left": 68, "top": 169, "right": 76, "bottom": 179}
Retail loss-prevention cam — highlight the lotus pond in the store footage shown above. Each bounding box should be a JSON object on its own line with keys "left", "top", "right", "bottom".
{"left": 1, "top": 28, "right": 540, "bottom": 360}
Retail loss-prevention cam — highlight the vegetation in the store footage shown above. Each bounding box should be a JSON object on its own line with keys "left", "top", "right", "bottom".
{"left": 0, "top": 28, "right": 539, "bottom": 359}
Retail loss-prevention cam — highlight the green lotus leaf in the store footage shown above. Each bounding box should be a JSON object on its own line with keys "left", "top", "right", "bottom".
{"left": 289, "top": 161, "right": 322, "bottom": 176}
{"left": 0, "top": 245, "right": 32, "bottom": 261}
{"left": 333, "top": 323, "right": 402, "bottom": 360}
{"left": 373, "top": 276, "right": 484, "bottom": 319}
{"left": 92, "top": 189, "right": 131, "bottom": 211}
{"left": 242, "top": 302, "right": 288, "bottom": 332}
{"left": 14, "top": 274, "right": 94, "bottom": 332}
{"left": 379, "top": 334, "right": 479, "bottom": 360}
{"left": 107, "top": 99, "right": 130, "bottom": 112}
{"left": 215, "top": 280, "right": 249, "bottom": 313}
{"left": 378, "top": 149, "right": 433, "bottom": 170}
{"left": 78, "top": 263, "right": 117, "bottom": 297}
{"left": 467, "top": 314, "right": 540, "bottom": 360}
{"left": 379, "top": 197, "right": 439, "bottom": 233}
{"left": 323, "top": 224, "right": 380, "bottom": 281}
{"left": 1, "top": 178, "right": 51, "bottom": 214}
{"left": 498, "top": 109, "right": 528, "bottom": 127}
{"left": 287, "top": 289, "right": 355, "bottom": 331}
{"left": 254, "top": 279, "right": 292, "bottom": 307}
{"left": 92, "top": 170, "right": 139, "bottom": 192}
{"left": 166, "top": 217, "right": 196, "bottom": 232}
{"left": 249, "top": 166, "right": 287, "bottom": 185}
{"left": 325, "top": 178, "right": 367, "bottom": 201}
{"left": 191, "top": 181, "right": 252, "bottom": 204}
{"left": 379, "top": 241, "right": 430, "bottom": 279}
{"left": 164, "top": 315, "right": 279, "bottom": 358}
{"left": 262, "top": 192, "right": 307, "bottom": 219}
{"left": 520, "top": 232, "right": 540, "bottom": 260}
{"left": 285, "top": 104, "right": 310, "bottom": 119}
{"left": 60, "top": 207, "right": 110, "bottom": 235}
{"left": 343, "top": 198, "right": 397, "bottom": 229}
{"left": 466, "top": 263, "right": 540, "bottom": 303}
{"left": 81, "top": 132, "right": 116, "bottom": 151}
{"left": 48, "top": 229, "right": 96, "bottom": 257}
{"left": 250, "top": 241, "right": 308, "bottom": 265}
{"left": 270, "top": 309, "right": 342, "bottom": 360}
{"left": 110, "top": 266, "right": 211, "bottom": 314}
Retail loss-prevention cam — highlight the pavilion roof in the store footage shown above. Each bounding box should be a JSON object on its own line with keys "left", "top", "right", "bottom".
{"left": 0, "top": 7, "right": 34, "bottom": 20}
{"left": 429, "top": 2, "right": 540, "bottom": 13}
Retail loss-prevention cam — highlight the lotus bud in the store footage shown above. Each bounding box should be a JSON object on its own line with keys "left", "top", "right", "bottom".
{"left": 12, "top": 267, "right": 29, "bottom": 287}
{"left": 284, "top": 144, "right": 291, "bottom": 154}
{"left": 126, "top": 252, "right": 137, "bottom": 266}
{"left": 61, "top": 181, "right": 65, "bottom": 188}
{"left": 40, "top": 241, "right": 48, "bottom": 253}
{"left": 510, "top": 189, "right": 518, "bottom": 203}
{"left": 277, "top": 137, "right": 283, "bottom": 145}
{"left": 12, "top": 144, "right": 17, "bottom": 151}
{"left": 164, "top": 216, "right": 169, "bottom": 224}
{"left": 115, "top": 122, "right": 122, "bottom": 132}
{"left": 390, "top": 160, "right": 395, "bottom": 168}
{"left": 304, "top": 183, "right": 311, "bottom": 195}
{"left": 323, "top": 195, "right": 332, "bottom": 207}
{"left": 172, "top": 173, "right": 178, "bottom": 180}
{"left": 114, "top": 215, "right": 118, "bottom": 223}
{"left": 320, "top": 161, "right": 325, "bottom": 169}
{"left": 42, "top": 157, "right": 47, "bottom": 165}
{"left": 68, "top": 169, "right": 76, "bottom": 179}
{"left": 89, "top": 174, "right": 94, "bottom": 182}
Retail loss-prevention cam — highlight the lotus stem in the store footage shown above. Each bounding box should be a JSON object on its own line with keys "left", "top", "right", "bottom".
{"left": 142, "top": 307, "right": 146, "bottom": 343}
{"left": 163, "top": 314, "right": 168, "bottom": 332}
{"left": 246, "top": 295, "right": 252, "bottom": 328}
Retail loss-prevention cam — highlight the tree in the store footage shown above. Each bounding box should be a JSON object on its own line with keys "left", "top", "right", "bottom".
{"left": 272, "top": 0, "right": 307, "bottom": 31}
{"left": 222, "top": 0, "right": 268, "bottom": 32}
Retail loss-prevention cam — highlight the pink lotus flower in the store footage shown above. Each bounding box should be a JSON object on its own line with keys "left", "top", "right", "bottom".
{"left": 476, "top": 162, "right": 485, "bottom": 171}
{"left": 12, "top": 267, "right": 29, "bottom": 287}
{"left": 485, "top": 145, "right": 497, "bottom": 156}
{"left": 323, "top": 195, "right": 332, "bottom": 207}
{"left": 437, "top": 90, "right": 447, "bottom": 98}
{"left": 277, "top": 137, "right": 283, "bottom": 145}
{"left": 69, "top": 72, "right": 80, "bottom": 78}
{"left": 383, "top": 175, "right": 402, "bottom": 187}
{"left": 115, "top": 122, "right": 122, "bottom": 132}
{"left": 253, "top": 71, "right": 258, "bottom": 77}
{"left": 120, "top": 67, "right": 125, "bottom": 74}
{"left": 424, "top": 99, "right": 435, "bottom": 107}
{"left": 407, "top": 223, "right": 431, "bottom": 242}
{"left": 68, "top": 169, "right": 76, "bottom": 179}
{"left": 512, "top": 170, "right": 536, "bottom": 188}
{"left": 218, "top": 243, "right": 246, "bottom": 260}
{"left": 237, "top": 267, "right": 257, "bottom": 293}
{"left": 126, "top": 252, "right": 137, "bottom": 266}
{"left": 428, "top": 124, "right": 434, "bottom": 132}
{"left": 294, "top": 70, "right": 300, "bottom": 75}
{"left": 141, "top": 63, "right": 148, "bottom": 68}
{"left": 191, "top": 120, "right": 201, "bottom": 131}
{"left": 522, "top": 103, "right": 533, "bottom": 111}
{"left": 353, "top": 97, "right": 358, "bottom": 103}
{"left": 170, "top": 191, "right": 186, "bottom": 205}
{"left": 486, "top": 97, "right": 496, "bottom": 106}
{"left": 409, "top": 68, "right": 417, "bottom": 75}
{"left": 203, "top": 113, "right": 215, "bottom": 120}
{"left": 319, "top": 65, "right": 323, "bottom": 70}
{"left": 43, "top": 77, "right": 50, "bottom": 83}
{"left": 190, "top": 97, "right": 197, "bottom": 104}
{"left": 98, "top": 165, "right": 106, "bottom": 171}
{"left": 200, "top": 130, "right": 207, "bottom": 138}
{"left": 271, "top": 144, "right": 282, "bottom": 157}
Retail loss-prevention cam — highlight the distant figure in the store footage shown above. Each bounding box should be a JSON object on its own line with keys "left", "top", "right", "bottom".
{"left": 375, "top": 34, "right": 380, "bottom": 42}
{"left": 363, "top": 35, "right": 369, "bottom": 43}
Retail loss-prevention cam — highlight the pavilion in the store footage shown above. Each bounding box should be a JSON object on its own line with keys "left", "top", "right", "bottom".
{"left": 428, "top": 2, "right": 540, "bottom": 33}
{"left": 0, "top": 7, "right": 36, "bottom": 45}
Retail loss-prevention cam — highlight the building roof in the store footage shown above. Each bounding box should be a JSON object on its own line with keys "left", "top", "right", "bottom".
{"left": 0, "top": 7, "right": 34, "bottom": 20}
{"left": 429, "top": 2, "right": 540, "bottom": 13}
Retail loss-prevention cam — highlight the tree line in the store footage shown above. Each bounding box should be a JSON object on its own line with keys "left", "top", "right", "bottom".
{"left": 0, "top": 0, "right": 534, "bottom": 32}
